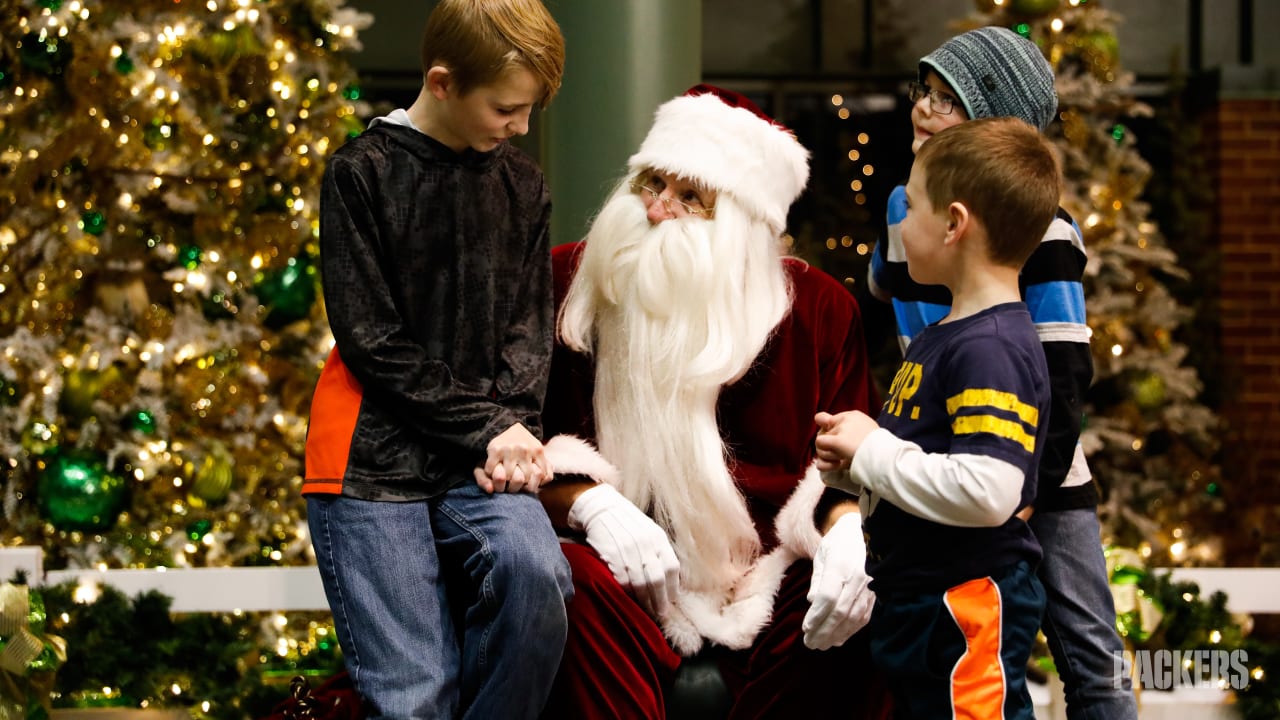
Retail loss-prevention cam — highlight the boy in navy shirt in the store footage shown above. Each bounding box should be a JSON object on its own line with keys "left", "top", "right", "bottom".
{"left": 868, "top": 27, "right": 1136, "bottom": 719}
{"left": 817, "top": 117, "right": 1061, "bottom": 720}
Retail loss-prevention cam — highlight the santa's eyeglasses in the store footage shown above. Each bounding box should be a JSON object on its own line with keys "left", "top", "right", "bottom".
{"left": 631, "top": 173, "right": 715, "bottom": 218}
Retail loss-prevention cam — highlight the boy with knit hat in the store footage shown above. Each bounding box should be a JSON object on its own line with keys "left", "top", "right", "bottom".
{"left": 867, "top": 26, "right": 1138, "bottom": 720}
{"left": 536, "top": 85, "right": 890, "bottom": 719}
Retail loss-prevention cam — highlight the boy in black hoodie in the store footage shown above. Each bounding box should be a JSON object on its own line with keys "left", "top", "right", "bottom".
{"left": 302, "top": 1, "right": 570, "bottom": 716}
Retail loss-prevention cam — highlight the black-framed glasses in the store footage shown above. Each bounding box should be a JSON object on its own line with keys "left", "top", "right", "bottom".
{"left": 908, "top": 81, "right": 959, "bottom": 116}
{"left": 630, "top": 176, "right": 715, "bottom": 218}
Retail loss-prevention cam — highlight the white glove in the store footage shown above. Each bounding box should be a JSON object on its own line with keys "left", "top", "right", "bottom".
{"left": 802, "top": 512, "right": 875, "bottom": 650}
{"left": 567, "top": 484, "right": 681, "bottom": 619}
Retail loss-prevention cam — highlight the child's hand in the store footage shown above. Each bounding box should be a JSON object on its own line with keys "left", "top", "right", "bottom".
{"left": 475, "top": 422, "right": 553, "bottom": 494}
{"left": 813, "top": 411, "right": 880, "bottom": 471}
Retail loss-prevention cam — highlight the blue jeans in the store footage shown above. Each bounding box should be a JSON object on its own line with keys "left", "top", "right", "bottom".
{"left": 1030, "top": 507, "right": 1138, "bottom": 720}
{"left": 308, "top": 483, "right": 573, "bottom": 719}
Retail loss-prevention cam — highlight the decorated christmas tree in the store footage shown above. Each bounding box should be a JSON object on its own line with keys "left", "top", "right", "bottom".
{"left": 1, "top": 0, "right": 371, "bottom": 711}
{"left": 0, "top": 0, "right": 370, "bottom": 572}
{"left": 958, "top": 0, "right": 1225, "bottom": 565}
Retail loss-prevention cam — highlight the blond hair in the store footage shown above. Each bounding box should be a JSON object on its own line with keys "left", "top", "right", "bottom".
{"left": 420, "top": 0, "right": 565, "bottom": 107}
{"left": 915, "top": 117, "right": 1062, "bottom": 267}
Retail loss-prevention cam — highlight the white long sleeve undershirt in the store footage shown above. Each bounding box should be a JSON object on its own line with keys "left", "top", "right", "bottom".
{"left": 847, "top": 427, "right": 1025, "bottom": 528}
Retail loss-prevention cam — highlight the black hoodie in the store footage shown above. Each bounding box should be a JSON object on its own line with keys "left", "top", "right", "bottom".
{"left": 303, "top": 119, "right": 553, "bottom": 501}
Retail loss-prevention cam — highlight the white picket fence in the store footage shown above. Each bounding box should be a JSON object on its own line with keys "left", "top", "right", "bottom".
{"left": 4, "top": 548, "right": 1277, "bottom": 719}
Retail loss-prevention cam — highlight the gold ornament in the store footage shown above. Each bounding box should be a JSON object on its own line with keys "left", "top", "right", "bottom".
{"left": 1077, "top": 30, "right": 1120, "bottom": 79}
{"left": 59, "top": 366, "right": 124, "bottom": 420}
{"left": 94, "top": 276, "right": 151, "bottom": 321}
{"left": 189, "top": 443, "right": 234, "bottom": 506}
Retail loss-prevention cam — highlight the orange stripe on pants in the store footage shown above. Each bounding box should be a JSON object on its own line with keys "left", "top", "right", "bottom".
{"left": 944, "top": 576, "right": 1005, "bottom": 720}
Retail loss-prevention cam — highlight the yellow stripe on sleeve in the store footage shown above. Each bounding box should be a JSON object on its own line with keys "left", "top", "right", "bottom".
{"left": 952, "top": 415, "right": 1036, "bottom": 453}
{"left": 946, "top": 388, "right": 1040, "bottom": 426}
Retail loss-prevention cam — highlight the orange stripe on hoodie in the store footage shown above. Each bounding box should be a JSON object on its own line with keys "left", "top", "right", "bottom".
{"left": 303, "top": 347, "right": 363, "bottom": 494}
{"left": 944, "top": 576, "right": 1006, "bottom": 720}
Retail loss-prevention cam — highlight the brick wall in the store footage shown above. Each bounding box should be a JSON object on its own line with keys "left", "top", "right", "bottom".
{"left": 1204, "top": 97, "right": 1280, "bottom": 564}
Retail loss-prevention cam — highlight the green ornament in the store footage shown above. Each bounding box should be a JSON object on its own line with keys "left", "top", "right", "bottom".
{"left": 1013, "top": 23, "right": 1032, "bottom": 38}
{"left": 1105, "top": 546, "right": 1162, "bottom": 642}
{"left": 126, "top": 409, "right": 156, "bottom": 435}
{"left": 1110, "top": 564, "right": 1149, "bottom": 641}
{"left": 255, "top": 255, "right": 317, "bottom": 329}
{"left": 36, "top": 449, "right": 128, "bottom": 533}
{"left": 21, "top": 420, "right": 59, "bottom": 456}
{"left": 0, "top": 66, "right": 12, "bottom": 91}
{"left": 1206, "top": 482, "right": 1222, "bottom": 498}
{"left": 1111, "top": 563, "right": 1146, "bottom": 586}
{"left": 59, "top": 365, "right": 122, "bottom": 420}
{"left": 39, "top": 0, "right": 64, "bottom": 9}
{"left": 1131, "top": 372, "right": 1166, "bottom": 410}
{"left": 18, "top": 31, "right": 73, "bottom": 77}
{"left": 1009, "top": 0, "right": 1061, "bottom": 16}
{"left": 113, "top": 54, "right": 134, "bottom": 75}
{"left": 1111, "top": 124, "right": 1126, "bottom": 144}
{"left": 80, "top": 210, "right": 106, "bottom": 236}
{"left": 342, "top": 83, "right": 362, "bottom": 101}
{"left": 178, "top": 243, "right": 203, "bottom": 270}
{"left": 0, "top": 376, "right": 18, "bottom": 405}
{"left": 186, "top": 518, "right": 214, "bottom": 541}
{"left": 189, "top": 445, "right": 233, "bottom": 506}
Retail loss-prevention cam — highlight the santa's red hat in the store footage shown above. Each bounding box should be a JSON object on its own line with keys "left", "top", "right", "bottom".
{"left": 627, "top": 84, "right": 810, "bottom": 234}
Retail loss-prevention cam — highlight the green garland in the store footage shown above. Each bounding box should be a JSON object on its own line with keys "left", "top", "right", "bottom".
{"left": 1137, "top": 572, "right": 1279, "bottom": 720}
{"left": 29, "top": 581, "right": 343, "bottom": 719}
{"left": 1093, "top": 550, "right": 1279, "bottom": 718}
{"left": 16, "top": 566, "right": 1279, "bottom": 719}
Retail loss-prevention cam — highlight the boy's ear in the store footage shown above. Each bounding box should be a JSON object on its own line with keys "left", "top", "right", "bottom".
{"left": 425, "top": 65, "right": 453, "bottom": 100}
{"left": 943, "top": 201, "right": 970, "bottom": 246}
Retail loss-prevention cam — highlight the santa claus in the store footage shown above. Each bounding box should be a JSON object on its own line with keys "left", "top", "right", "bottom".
{"left": 538, "top": 85, "right": 889, "bottom": 719}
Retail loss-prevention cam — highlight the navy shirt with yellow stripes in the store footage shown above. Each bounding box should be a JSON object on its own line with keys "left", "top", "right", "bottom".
{"left": 870, "top": 184, "right": 1098, "bottom": 511}
{"left": 864, "top": 302, "right": 1049, "bottom": 594}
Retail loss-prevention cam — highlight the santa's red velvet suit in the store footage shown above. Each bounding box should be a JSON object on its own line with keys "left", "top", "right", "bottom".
{"left": 541, "top": 239, "right": 890, "bottom": 719}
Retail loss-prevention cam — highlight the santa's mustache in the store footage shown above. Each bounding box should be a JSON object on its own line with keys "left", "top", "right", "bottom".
{"left": 582, "top": 192, "right": 718, "bottom": 317}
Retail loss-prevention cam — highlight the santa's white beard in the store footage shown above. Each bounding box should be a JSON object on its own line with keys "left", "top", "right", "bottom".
{"left": 559, "top": 186, "right": 793, "bottom": 594}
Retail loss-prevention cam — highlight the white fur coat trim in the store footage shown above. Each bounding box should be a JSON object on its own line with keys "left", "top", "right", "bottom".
{"left": 544, "top": 434, "right": 827, "bottom": 656}
{"left": 543, "top": 434, "right": 620, "bottom": 487}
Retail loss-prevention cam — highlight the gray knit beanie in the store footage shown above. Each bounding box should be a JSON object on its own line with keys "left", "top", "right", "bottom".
{"left": 920, "top": 26, "right": 1058, "bottom": 131}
